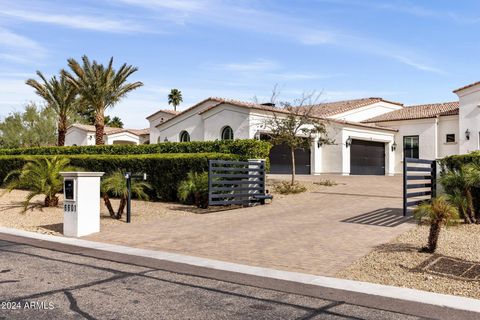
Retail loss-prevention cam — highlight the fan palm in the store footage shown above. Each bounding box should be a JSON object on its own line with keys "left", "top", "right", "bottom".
{"left": 26, "top": 72, "right": 78, "bottom": 146}
{"left": 414, "top": 196, "right": 459, "bottom": 253}
{"left": 62, "top": 55, "right": 143, "bottom": 145}
{"left": 440, "top": 163, "right": 480, "bottom": 223}
{"left": 101, "top": 171, "right": 151, "bottom": 220}
{"left": 168, "top": 88, "right": 183, "bottom": 112}
{"left": 177, "top": 171, "right": 208, "bottom": 208}
{"left": 3, "top": 156, "right": 73, "bottom": 212}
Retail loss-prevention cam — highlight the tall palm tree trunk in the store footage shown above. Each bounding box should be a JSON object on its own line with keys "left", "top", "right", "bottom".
{"left": 290, "top": 146, "right": 296, "bottom": 186}
{"left": 57, "top": 116, "right": 67, "bottom": 146}
{"left": 94, "top": 111, "right": 105, "bottom": 145}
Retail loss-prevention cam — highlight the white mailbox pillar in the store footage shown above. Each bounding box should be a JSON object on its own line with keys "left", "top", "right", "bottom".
{"left": 60, "top": 172, "right": 104, "bottom": 237}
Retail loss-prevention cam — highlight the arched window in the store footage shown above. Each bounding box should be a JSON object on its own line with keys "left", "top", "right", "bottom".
{"left": 179, "top": 131, "right": 190, "bottom": 142}
{"left": 221, "top": 126, "right": 234, "bottom": 140}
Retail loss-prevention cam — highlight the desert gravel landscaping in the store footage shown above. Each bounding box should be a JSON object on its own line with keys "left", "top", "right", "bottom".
{"left": 337, "top": 224, "right": 480, "bottom": 299}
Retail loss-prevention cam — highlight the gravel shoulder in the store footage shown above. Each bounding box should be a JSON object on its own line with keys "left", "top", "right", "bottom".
{"left": 0, "top": 188, "right": 204, "bottom": 235}
{"left": 337, "top": 224, "right": 480, "bottom": 300}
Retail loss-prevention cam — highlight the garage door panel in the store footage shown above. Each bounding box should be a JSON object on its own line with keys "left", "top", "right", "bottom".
{"left": 350, "top": 140, "right": 385, "bottom": 175}
{"left": 269, "top": 143, "right": 311, "bottom": 174}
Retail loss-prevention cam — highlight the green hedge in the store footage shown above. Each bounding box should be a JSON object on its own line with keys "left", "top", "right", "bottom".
{"left": 0, "top": 153, "right": 238, "bottom": 201}
{"left": 0, "top": 140, "right": 271, "bottom": 160}
{"left": 439, "top": 151, "right": 480, "bottom": 171}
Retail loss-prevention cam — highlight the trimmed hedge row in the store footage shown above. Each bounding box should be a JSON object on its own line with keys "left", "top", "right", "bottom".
{"left": 439, "top": 151, "right": 480, "bottom": 171}
{"left": 0, "top": 140, "right": 271, "bottom": 160}
{"left": 0, "top": 153, "right": 238, "bottom": 201}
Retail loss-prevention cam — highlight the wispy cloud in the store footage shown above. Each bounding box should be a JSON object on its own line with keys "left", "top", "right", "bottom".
{"left": 218, "top": 59, "right": 278, "bottom": 72}
{"left": 391, "top": 55, "right": 446, "bottom": 75}
{"left": 0, "top": 27, "right": 47, "bottom": 65}
{"left": 0, "top": 9, "right": 147, "bottom": 33}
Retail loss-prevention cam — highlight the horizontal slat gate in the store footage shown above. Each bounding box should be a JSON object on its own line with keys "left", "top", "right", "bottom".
{"left": 403, "top": 157, "right": 436, "bottom": 216}
{"left": 208, "top": 160, "right": 266, "bottom": 206}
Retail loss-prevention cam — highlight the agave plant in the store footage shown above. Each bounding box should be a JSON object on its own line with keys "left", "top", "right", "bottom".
{"left": 414, "top": 196, "right": 459, "bottom": 253}
{"left": 101, "top": 171, "right": 151, "bottom": 220}
{"left": 177, "top": 172, "right": 208, "bottom": 208}
{"left": 3, "top": 156, "right": 73, "bottom": 212}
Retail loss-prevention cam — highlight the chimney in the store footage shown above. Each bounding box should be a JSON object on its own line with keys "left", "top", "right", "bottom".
{"left": 261, "top": 102, "right": 275, "bottom": 107}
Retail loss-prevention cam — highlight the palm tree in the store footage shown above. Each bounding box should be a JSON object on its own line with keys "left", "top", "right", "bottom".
{"left": 26, "top": 72, "right": 78, "bottom": 146}
{"left": 101, "top": 171, "right": 151, "bottom": 220}
{"left": 414, "top": 196, "right": 459, "bottom": 253}
{"left": 168, "top": 88, "right": 183, "bottom": 112}
{"left": 106, "top": 116, "right": 123, "bottom": 128}
{"left": 440, "top": 163, "right": 480, "bottom": 223}
{"left": 62, "top": 55, "right": 143, "bottom": 145}
{"left": 3, "top": 157, "right": 73, "bottom": 212}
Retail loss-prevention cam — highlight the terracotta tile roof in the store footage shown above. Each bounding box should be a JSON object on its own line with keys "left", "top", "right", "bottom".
{"left": 69, "top": 124, "right": 149, "bottom": 136}
{"left": 146, "top": 108, "right": 180, "bottom": 119}
{"left": 453, "top": 81, "right": 480, "bottom": 93}
{"left": 307, "top": 97, "right": 403, "bottom": 118}
{"left": 156, "top": 97, "right": 398, "bottom": 132}
{"left": 362, "top": 102, "right": 459, "bottom": 123}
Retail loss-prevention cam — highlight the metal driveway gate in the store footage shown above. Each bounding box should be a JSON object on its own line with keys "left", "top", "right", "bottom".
{"left": 403, "top": 157, "right": 437, "bottom": 216}
{"left": 208, "top": 159, "right": 272, "bottom": 206}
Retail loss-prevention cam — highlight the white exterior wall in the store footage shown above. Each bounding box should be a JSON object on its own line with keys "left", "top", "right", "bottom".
{"left": 202, "top": 104, "right": 252, "bottom": 140}
{"left": 105, "top": 132, "right": 141, "bottom": 145}
{"left": 65, "top": 128, "right": 95, "bottom": 146}
{"left": 437, "top": 115, "right": 459, "bottom": 158}
{"left": 148, "top": 111, "right": 177, "bottom": 144}
{"left": 329, "top": 101, "right": 403, "bottom": 122}
{"left": 376, "top": 119, "right": 436, "bottom": 174}
{"left": 456, "top": 86, "right": 480, "bottom": 154}
{"left": 157, "top": 100, "right": 219, "bottom": 142}
{"left": 320, "top": 125, "right": 395, "bottom": 175}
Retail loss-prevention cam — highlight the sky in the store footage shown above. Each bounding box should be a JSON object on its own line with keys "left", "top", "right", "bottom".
{"left": 1, "top": 0, "right": 480, "bottom": 128}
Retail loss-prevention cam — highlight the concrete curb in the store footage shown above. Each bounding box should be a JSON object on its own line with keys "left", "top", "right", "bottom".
{"left": 1, "top": 226, "right": 479, "bottom": 314}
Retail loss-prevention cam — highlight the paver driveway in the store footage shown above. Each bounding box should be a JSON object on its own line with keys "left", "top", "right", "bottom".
{"left": 86, "top": 175, "right": 415, "bottom": 276}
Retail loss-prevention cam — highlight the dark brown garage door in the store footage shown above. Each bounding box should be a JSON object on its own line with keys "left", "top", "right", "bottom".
{"left": 269, "top": 143, "right": 311, "bottom": 174}
{"left": 350, "top": 140, "right": 385, "bottom": 175}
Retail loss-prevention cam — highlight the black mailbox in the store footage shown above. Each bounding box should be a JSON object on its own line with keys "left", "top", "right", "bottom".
{"left": 64, "top": 179, "right": 75, "bottom": 200}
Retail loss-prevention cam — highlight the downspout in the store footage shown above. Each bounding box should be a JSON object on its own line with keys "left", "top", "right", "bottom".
{"left": 434, "top": 115, "right": 439, "bottom": 159}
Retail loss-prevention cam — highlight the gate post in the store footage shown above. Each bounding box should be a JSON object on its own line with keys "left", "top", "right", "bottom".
{"left": 403, "top": 156, "right": 407, "bottom": 217}
{"left": 431, "top": 160, "right": 437, "bottom": 199}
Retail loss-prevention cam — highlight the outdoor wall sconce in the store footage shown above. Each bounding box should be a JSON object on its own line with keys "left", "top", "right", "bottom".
{"left": 391, "top": 141, "right": 397, "bottom": 151}
{"left": 345, "top": 136, "right": 352, "bottom": 148}
{"left": 254, "top": 130, "right": 261, "bottom": 140}
{"left": 164, "top": 137, "right": 169, "bottom": 142}
{"left": 466, "top": 129, "right": 471, "bottom": 141}
{"left": 317, "top": 140, "right": 322, "bottom": 148}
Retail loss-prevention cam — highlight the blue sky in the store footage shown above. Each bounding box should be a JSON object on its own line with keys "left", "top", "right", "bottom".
{"left": 1, "top": 0, "right": 479, "bottom": 128}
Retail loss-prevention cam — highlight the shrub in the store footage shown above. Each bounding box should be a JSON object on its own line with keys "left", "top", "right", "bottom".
{"left": 0, "top": 153, "right": 238, "bottom": 201}
{"left": 0, "top": 139, "right": 271, "bottom": 160}
{"left": 177, "top": 172, "right": 209, "bottom": 208}
{"left": 101, "top": 170, "right": 151, "bottom": 219}
{"left": 273, "top": 181, "right": 307, "bottom": 194}
{"left": 2, "top": 156, "right": 74, "bottom": 212}
{"left": 313, "top": 179, "right": 337, "bottom": 187}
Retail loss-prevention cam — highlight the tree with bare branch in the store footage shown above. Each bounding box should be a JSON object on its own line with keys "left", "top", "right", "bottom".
{"left": 263, "top": 90, "right": 333, "bottom": 186}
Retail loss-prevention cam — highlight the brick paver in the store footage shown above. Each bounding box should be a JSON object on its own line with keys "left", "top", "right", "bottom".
{"left": 85, "top": 175, "right": 414, "bottom": 276}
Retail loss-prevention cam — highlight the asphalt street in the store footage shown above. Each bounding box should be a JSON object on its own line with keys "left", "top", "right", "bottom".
{"left": 0, "top": 236, "right": 474, "bottom": 320}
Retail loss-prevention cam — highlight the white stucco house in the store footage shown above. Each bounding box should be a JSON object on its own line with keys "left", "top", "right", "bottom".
{"left": 146, "top": 80, "right": 480, "bottom": 176}
{"left": 65, "top": 124, "right": 149, "bottom": 146}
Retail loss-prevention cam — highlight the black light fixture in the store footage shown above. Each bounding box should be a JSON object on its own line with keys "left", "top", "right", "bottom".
{"left": 345, "top": 136, "right": 352, "bottom": 148}
{"left": 465, "top": 129, "right": 471, "bottom": 141}
{"left": 164, "top": 137, "right": 169, "bottom": 142}
{"left": 317, "top": 140, "right": 322, "bottom": 148}
{"left": 391, "top": 141, "right": 397, "bottom": 151}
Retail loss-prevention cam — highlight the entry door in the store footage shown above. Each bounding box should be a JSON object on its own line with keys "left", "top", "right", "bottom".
{"left": 350, "top": 140, "right": 385, "bottom": 175}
